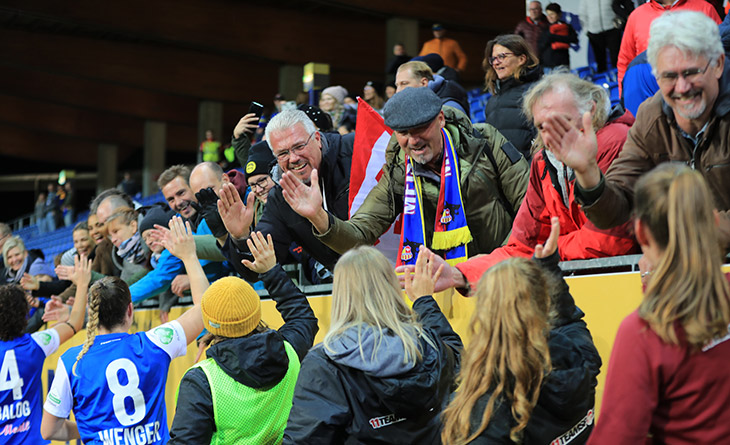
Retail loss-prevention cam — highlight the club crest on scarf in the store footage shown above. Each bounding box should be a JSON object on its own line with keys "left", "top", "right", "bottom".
{"left": 397, "top": 128, "right": 472, "bottom": 266}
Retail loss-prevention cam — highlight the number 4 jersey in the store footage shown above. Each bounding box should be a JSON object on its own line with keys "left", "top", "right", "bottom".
{"left": 1, "top": 330, "right": 61, "bottom": 445}
{"left": 44, "top": 321, "right": 187, "bottom": 445}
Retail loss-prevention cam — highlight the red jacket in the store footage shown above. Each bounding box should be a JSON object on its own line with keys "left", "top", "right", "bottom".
{"left": 617, "top": 0, "right": 720, "bottom": 89}
{"left": 456, "top": 110, "right": 638, "bottom": 285}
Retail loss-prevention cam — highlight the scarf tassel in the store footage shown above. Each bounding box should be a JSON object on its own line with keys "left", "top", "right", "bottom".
{"left": 431, "top": 226, "right": 473, "bottom": 251}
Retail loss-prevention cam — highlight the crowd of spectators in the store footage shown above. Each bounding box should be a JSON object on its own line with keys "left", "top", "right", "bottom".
{"left": 1, "top": 3, "right": 730, "bottom": 444}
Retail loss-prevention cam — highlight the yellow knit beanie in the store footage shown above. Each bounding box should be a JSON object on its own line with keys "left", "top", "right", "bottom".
{"left": 201, "top": 276, "right": 261, "bottom": 337}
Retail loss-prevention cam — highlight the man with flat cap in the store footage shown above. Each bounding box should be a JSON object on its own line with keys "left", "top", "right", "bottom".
{"left": 280, "top": 87, "right": 529, "bottom": 266}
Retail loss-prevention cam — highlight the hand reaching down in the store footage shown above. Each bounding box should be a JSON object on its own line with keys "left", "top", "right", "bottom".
{"left": 241, "top": 232, "right": 277, "bottom": 274}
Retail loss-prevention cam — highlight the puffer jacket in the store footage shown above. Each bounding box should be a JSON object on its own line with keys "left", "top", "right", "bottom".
{"left": 283, "top": 295, "right": 462, "bottom": 444}
{"left": 576, "top": 63, "right": 730, "bottom": 249}
{"left": 316, "top": 107, "right": 529, "bottom": 258}
{"left": 484, "top": 65, "right": 542, "bottom": 159}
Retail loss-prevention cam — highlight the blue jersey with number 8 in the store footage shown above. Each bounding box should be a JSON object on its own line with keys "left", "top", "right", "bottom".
{"left": 44, "top": 321, "right": 187, "bottom": 445}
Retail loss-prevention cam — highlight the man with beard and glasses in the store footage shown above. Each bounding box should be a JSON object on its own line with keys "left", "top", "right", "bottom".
{"left": 541, "top": 11, "right": 730, "bottom": 249}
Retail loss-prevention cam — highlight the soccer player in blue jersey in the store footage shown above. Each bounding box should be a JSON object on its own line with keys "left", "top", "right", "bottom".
{"left": 0, "top": 254, "right": 90, "bottom": 444}
{"left": 41, "top": 216, "right": 206, "bottom": 444}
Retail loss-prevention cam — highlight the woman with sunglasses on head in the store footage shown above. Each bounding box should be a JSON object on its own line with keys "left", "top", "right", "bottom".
{"left": 482, "top": 34, "right": 542, "bottom": 160}
{"left": 589, "top": 164, "right": 730, "bottom": 444}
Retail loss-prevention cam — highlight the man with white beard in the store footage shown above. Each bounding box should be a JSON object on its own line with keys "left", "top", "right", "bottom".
{"left": 541, "top": 11, "right": 730, "bottom": 249}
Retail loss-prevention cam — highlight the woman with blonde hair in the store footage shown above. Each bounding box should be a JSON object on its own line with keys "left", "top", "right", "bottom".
{"left": 589, "top": 164, "right": 730, "bottom": 444}
{"left": 441, "top": 218, "right": 600, "bottom": 444}
{"left": 284, "top": 246, "right": 462, "bottom": 443}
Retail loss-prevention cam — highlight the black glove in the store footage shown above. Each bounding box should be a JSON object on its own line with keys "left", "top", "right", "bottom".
{"left": 192, "top": 187, "right": 227, "bottom": 238}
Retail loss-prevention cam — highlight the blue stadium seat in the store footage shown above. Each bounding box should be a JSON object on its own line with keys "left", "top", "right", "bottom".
{"left": 572, "top": 66, "right": 593, "bottom": 80}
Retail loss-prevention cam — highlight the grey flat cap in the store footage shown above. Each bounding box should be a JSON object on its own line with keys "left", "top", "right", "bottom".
{"left": 384, "top": 87, "right": 442, "bottom": 131}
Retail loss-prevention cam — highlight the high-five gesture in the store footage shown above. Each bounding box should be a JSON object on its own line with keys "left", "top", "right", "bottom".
{"left": 70, "top": 253, "right": 92, "bottom": 288}
{"left": 280, "top": 169, "right": 323, "bottom": 219}
{"left": 541, "top": 111, "right": 602, "bottom": 189}
{"left": 217, "top": 182, "right": 255, "bottom": 239}
{"left": 280, "top": 169, "right": 330, "bottom": 234}
{"left": 404, "top": 248, "right": 444, "bottom": 302}
{"left": 241, "top": 232, "right": 276, "bottom": 274}
{"left": 162, "top": 216, "right": 196, "bottom": 262}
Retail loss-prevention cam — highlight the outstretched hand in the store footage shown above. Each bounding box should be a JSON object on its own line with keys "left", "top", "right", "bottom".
{"left": 192, "top": 187, "right": 227, "bottom": 238}
{"left": 535, "top": 217, "right": 560, "bottom": 259}
{"left": 55, "top": 264, "right": 74, "bottom": 281}
{"left": 20, "top": 273, "right": 40, "bottom": 291}
{"left": 217, "top": 182, "right": 254, "bottom": 239}
{"left": 403, "top": 247, "right": 444, "bottom": 302}
{"left": 241, "top": 231, "right": 276, "bottom": 273}
{"left": 147, "top": 225, "right": 170, "bottom": 252}
{"left": 396, "top": 246, "right": 466, "bottom": 293}
{"left": 70, "top": 254, "right": 93, "bottom": 287}
{"left": 280, "top": 169, "right": 323, "bottom": 220}
{"left": 162, "top": 216, "right": 196, "bottom": 262}
{"left": 42, "top": 296, "right": 71, "bottom": 323}
{"left": 541, "top": 111, "right": 601, "bottom": 188}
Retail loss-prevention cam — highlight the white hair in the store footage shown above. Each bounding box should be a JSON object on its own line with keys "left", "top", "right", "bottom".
{"left": 647, "top": 11, "right": 723, "bottom": 73}
{"left": 264, "top": 109, "right": 317, "bottom": 152}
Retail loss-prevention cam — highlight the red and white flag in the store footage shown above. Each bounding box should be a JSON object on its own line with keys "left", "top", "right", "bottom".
{"left": 349, "top": 98, "right": 402, "bottom": 264}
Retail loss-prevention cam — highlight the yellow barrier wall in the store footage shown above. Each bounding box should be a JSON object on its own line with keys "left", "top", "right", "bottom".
{"left": 46, "top": 271, "right": 646, "bottom": 444}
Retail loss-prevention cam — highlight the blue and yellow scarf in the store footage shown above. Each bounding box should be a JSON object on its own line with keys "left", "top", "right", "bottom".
{"left": 397, "top": 128, "right": 472, "bottom": 266}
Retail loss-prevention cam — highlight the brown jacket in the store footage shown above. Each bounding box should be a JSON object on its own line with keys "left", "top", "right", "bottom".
{"left": 576, "top": 73, "right": 730, "bottom": 248}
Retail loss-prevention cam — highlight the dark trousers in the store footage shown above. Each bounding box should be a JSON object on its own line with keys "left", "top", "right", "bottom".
{"left": 588, "top": 28, "right": 622, "bottom": 73}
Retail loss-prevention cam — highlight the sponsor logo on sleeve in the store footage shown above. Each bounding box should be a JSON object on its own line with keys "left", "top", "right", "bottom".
{"left": 153, "top": 327, "right": 174, "bottom": 345}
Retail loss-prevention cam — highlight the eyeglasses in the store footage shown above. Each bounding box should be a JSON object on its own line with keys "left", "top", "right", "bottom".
{"left": 248, "top": 177, "right": 270, "bottom": 191}
{"left": 488, "top": 53, "right": 514, "bottom": 65}
{"left": 656, "top": 60, "right": 712, "bottom": 87}
{"left": 274, "top": 131, "right": 315, "bottom": 161}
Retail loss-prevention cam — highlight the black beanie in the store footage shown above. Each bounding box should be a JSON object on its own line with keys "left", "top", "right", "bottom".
{"left": 297, "top": 104, "right": 333, "bottom": 131}
{"left": 139, "top": 204, "right": 176, "bottom": 234}
{"left": 246, "top": 141, "right": 276, "bottom": 180}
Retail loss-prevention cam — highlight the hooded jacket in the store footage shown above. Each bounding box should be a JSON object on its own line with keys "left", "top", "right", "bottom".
{"left": 429, "top": 74, "right": 470, "bottom": 116}
{"left": 484, "top": 65, "right": 542, "bottom": 159}
{"left": 457, "top": 107, "right": 638, "bottom": 285}
{"left": 168, "top": 264, "right": 319, "bottom": 444}
{"left": 468, "top": 252, "right": 602, "bottom": 444}
{"left": 283, "top": 295, "right": 462, "bottom": 444}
